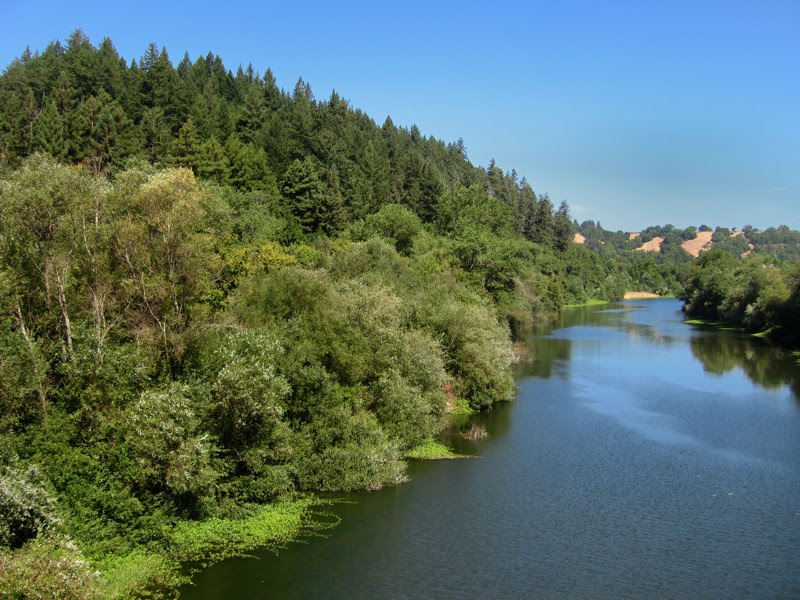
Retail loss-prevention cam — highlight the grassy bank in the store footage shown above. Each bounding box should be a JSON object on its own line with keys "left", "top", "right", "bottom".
{"left": 685, "top": 317, "right": 772, "bottom": 337}
{"left": 405, "top": 439, "right": 463, "bottom": 460}
{"left": 563, "top": 298, "right": 609, "bottom": 308}
{"left": 1, "top": 497, "right": 322, "bottom": 599}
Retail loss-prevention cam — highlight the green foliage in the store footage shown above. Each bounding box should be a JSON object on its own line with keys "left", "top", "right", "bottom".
{"left": 0, "top": 535, "right": 104, "bottom": 599}
{"left": 202, "top": 328, "right": 291, "bottom": 457}
{"left": 123, "top": 384, "right": 219, "bottom": 503}
{"left": 282, "top": 158, "right": 341, "bottom": 235}
{"left": 168, "top": 497, "right": 313, "bottom": 563}
{"left": 0, "top": 452, "right": 59, "bottom": 549}
{"left": 406, "top": 439, "right": 461, "bottom": 459}
{"left": 683, "top": 251, "right": 799, "bottom": 344}
{"left": 349, "top": 203, "right": 423, "bottom": 254}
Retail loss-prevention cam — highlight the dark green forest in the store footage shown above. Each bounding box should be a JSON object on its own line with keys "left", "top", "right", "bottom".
{"left": 1, "top": 32, "right": 798, "bottom": 598}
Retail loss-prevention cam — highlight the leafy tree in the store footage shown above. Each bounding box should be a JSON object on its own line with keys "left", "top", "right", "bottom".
{"left": 350, "top": 203, "right": 423, "bottom": 255}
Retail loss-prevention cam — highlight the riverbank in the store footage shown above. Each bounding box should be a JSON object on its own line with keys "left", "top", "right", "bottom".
{"left": 563, "top": 298, "right": 609, "bottom": 308}
{"left": 0, "top": 497, "right": 320, "bottom": 599}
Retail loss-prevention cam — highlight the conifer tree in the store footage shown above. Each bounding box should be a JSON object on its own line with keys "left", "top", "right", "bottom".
{"left": 553, "top": 200, "right": 574, "bottom": 251}
{"left": 33, "top": 100, "right": 66, "bottom": 159}
{"left": 167, "top": 118, "right": 200, "bottom": 171}
{"left": 282, "top": 158, "right": 333, "bottom": 234}
{"left": 238, "top": 85, "right": 267, "bottom": 145}
{"left": 141, "top": 106, "right": 171, "bottom": 162}
{"left": 8, "top": 88, "right": 38, "bottom": 158}
{"left": 195, "top": 137, "right": 227, "bottom": 183}
{"left": 530, "top": 194, "right": 555, "bottom": 247}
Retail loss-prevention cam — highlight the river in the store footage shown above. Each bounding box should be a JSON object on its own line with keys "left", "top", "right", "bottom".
{"left": 182, "top": 299, "right": 800, "bottom": 599}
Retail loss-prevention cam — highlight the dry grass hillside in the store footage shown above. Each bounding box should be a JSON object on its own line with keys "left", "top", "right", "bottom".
{"left": 636, "top": 236, "right": 664, "bottom": 253}
{"left": 681, "top": 231, "right": 713, "bottom": 257}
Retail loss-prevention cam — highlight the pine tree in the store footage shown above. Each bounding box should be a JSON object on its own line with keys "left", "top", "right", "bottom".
{"left": 553, "top": 200, "right": 574, "bottom": 251}
{"left": 232, "top": 143, "right": 274, "bottom": 191}
{"left": 141, "top": 106, "right": 172, "bottom": 162}
{"left": 281, "top": 158, "right": 334, "bottom": 235}
{"left": 519, "top": 177, "right": 537, "bottom": 239}
{"left": 8, "top": 88, "right": 38, "bottom": 157}
{"left": 238, "top": 85, "right": 267, "bottom": 145}
{"left": 195, "top": 137, "right": 227, "bottom": 183}
{"left": 530, "top": 194, "right": 555, "bottom": 247}
{"left": 167, "top": 118, "right": 200, "bottom": 171}
{"left": 33, "top": 100, "right": 66, "bottom": 159}
{"left": 64, "top": 29, "right": 99, "bottom": 100}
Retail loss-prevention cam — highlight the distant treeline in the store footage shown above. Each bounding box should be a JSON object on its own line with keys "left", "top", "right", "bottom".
{"left": 576, "top": 220, "right": 800, "bottom": 263}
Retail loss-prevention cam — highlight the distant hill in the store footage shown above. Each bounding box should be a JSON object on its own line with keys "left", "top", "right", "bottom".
{"left": 574, "top": 221, "right": 800, "bottom": 263}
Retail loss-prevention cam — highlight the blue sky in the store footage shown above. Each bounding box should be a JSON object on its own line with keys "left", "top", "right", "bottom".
{"left": 1, "top": 0, "right": 798, "bottom": 231}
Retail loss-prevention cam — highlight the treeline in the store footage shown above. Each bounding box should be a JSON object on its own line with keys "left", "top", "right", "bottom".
{"left": 0, "top": 30, "right": 575, "bottom": 250}
{"left": 577, "top": 220, "right": 800, "bottom": 263}
{"left": 0, "top": 32, "right": 636, "bottom": 597}
{"left": 682, "top": 251, "right": 800, "bottom": 345}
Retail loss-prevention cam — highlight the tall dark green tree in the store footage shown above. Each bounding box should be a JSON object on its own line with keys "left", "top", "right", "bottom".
{"left": 529, "top": 194, "right": 555, "bottom": 247}
{"left": 553, "top": 200, "right": 574, "bottom": 251}
{"left": 32, "top": 101, "right": 66, "bottom": 159}
{"left": 167, "top": 118, "right": 201, "bottom": 171}
{"left": 282, "top": 157, "right": 340, "bottom": 235}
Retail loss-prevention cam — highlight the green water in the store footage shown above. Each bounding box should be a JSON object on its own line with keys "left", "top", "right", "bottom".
{"left": 182, "top": 299, "right": 800, "bottom": 599}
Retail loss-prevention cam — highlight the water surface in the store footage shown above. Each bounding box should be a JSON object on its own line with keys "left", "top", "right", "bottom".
{"left": 183, "top": 299, "right": 800, "bottom": 599}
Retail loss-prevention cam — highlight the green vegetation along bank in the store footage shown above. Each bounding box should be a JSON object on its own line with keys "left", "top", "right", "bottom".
{"left": 681, "top": 250, "right": 800, "bottom": 346}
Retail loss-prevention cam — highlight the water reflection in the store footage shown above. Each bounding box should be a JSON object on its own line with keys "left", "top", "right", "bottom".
{"left": 523, "top": 300, "right": 800, "bottom": 400}
{"left": 690, "top": 333, "right": 800, "bottom": 400}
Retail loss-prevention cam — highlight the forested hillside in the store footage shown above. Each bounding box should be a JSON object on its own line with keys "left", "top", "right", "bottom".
{"left": 0, "top": 32, "right": 642, "bottom": 598}
{"left": 576, "top": 221, "right": 800, "bottom": 263}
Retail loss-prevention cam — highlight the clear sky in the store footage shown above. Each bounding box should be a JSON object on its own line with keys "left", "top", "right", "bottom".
{"left": 1, "top": 0, "right": 798, "bottom": 231}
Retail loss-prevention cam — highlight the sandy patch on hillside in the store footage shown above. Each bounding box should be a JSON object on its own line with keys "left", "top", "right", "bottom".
{"left": 628, "top": 232, "right": 640, "bottom": 240}
{"left": 742, "top": 242, "right": 755, "bottom": 258}
{"left": 681, "top": 230, "right": 714, "bottom": 257}
{"left": 636, "top": 236, "right": 664, "bottom": 253}
{"left": 574, "top": 232, "right": 586, "bottom": 244}
{"left": 623, "top": 291, "right": 661, "bottom": 299}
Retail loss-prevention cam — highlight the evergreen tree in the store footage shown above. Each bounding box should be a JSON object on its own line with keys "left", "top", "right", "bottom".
{"left": 64, "top": 29, "right": 99, "bottom": 100}
{"left": 140, "top": 106, "right": 172, "bottom": 162}
{"left": 8, "top": 88, "right": 37, "bottom": 158}
{"left": 282, "top": 157, "right": 337, "bottom": 235}
{"left": 195, "top": 137, "right": 227, "bottom": 183}
{"left": 553, "top": 200, "right": 574, "bottom": 251}
{"left": 238, "top": 84, "right": 267, "bottom": 145}
{"left": 33, "top": 100, "right": 66, "bottom": 159}
{"left": 530, "top": 194, "right": 555, "bottom": 247}
{"left": 167, "top": 118, "right": 200, "bottom": 171}
{"left": 232, "top": 143, "right": 275, "bottom": 191}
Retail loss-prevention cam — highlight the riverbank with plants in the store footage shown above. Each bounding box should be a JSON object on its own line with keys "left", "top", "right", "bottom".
{"left": 681, "top": 250, "right": 800, "bottom": 347}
